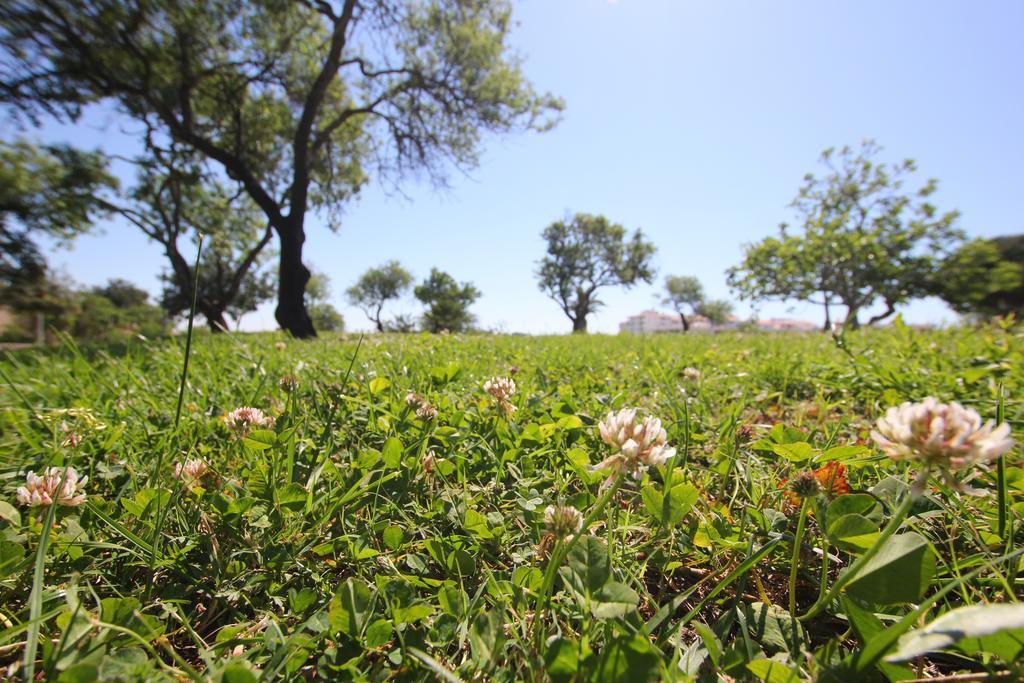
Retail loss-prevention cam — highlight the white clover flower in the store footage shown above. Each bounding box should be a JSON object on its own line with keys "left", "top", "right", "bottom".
{"left": 871, "top": 397, "right": 1014, "bottom": 492}
{"left": 16, "top": 467, "right": 88, "bottom": 507}
{"left": 274, "top": 341, "right": 287, "bottom": 351}
{"left": 682, "top": 367, "right": 701, "bottom": 382}
{"left": 416, "top": 403, "right": 438, "bottom": 420}
{"left": 544, "top": 504, "right": 584, "bottom": 540}
{"left": 484, "top": 377, "right": 517, "bottom": 415}
{"left": 593, "top": 408, "right": 677, "bottom": 481}
{"left": 174, "top": 458, "right": 210, "bottom": 483}
{"left": 222, "top": 407, "right": 275, "bottom": 439}
{"left": 405, "top": 392, "right": 438, "bottom": 419}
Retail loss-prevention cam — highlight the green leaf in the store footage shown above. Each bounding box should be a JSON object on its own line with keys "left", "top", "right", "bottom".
{"left": 545, "top": 637, "right": 589, "bottom": 683}
{"left": 382, "top": 525, "right": 404, "bottom": 550}
{"left": 277, "top": 482, "right": 307, "bottom": 510}
{"left": 845, "top": 533, "right": 935, "bottom": 605}
{"left": 741, "top": 602, "right": 804, "bottom": 654}
{"left": 887, "top": 603, "right": 1024, "bottom": 663}
{"left": 826, "top": 514, "right": 880, "bottom": 551}
{"left": 641, "top": 482, "right": 699, "bottom": 525}
{"left": 364, "top": 619, "right": 393, "bottom": 648}
{"left": 242, "top": 428, "right": 277, "bottom": 451}
{"left": 469, "top": 611, "right": 506, "bottom": 670}
{"left": 817, "top": 445, "right": 870, "bottom": 462}
{"left": 368, "top": 377, "right": 391, "bottom": 395}
{"left": 220, "top": 663, "right": 259, "bottom": 683}
{"left": 772, "top": 441, "right": 814, "bottom": 463}
{"left": 591, "top": 581, "right": 639, "bottom": 619}
{"left": 0, "top": 500, "right": 21, "bottom": 527}
{"left": 0, "top": 541, "right": 25, "bottom": 579}
{"left": 328, "top": 578, "right": 373, "bottom": 638}
{"left": 381, "top": 437, "right": 404, "bottom": 469}
{"left": 566, "top": 535, "right": 611, "bottom": 594}
{"left": 464, "top": 508, "right": 493, "bottom": 539}
{"left": 746, "top": 659, "right": 798, "bottom": 683}
{"left": 593, "top": 631, "right": 661, "bottom": 682}
{"left": 826, "top": 494, "right": 881, "bottom": 526}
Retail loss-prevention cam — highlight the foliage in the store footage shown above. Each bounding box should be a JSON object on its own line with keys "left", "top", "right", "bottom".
{"left": 117, "top": 150, "right": 276, "bottom": 333}
{"left": 935, "top": 235, "right": 1024, "bottom": 320}
{"left": 346, "top": 261, "right": 414, "bottom": 332}
{"left": 0, "top": 0, "right": 562, "bottom": 337}
{"left": 0, "top": 325, "right": 1022, "bottom": 680}
{"left": 0, "top": 139, "right": 117, "bottom": 305}
{"left": 727, "top": 140, "right": 962, "bottom": 329}
{"left": 537, "top": 213, "right": 657, "bottom": 333}
{"left": 697, "top": 298, "right": 735, "bottom": 325}
{"left": 414, "top": 268, "right": 480, "bottom": 333}
{"left": 663, "top": 275, "right": 704, "bottom": 331}
{"left": 305, "top": 271, "right": 344, "bottom": 333}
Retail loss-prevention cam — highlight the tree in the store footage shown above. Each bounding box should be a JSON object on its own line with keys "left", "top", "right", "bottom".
{"left": 76, "top": 279, "right": 170, "bottom": 341}
{"left": 934, "top": 235, "right": 1024, "bottom": 320}
{"left": 305, "top": 271, "right": 345, "bottom": 332}
{"left": 414, "top": 268, "right": 480, "bottom": 333}
{"left": 346, "top": 261, "right": 413, "bottom": 332}
{"left": 727, "top": 141, "right": 962, "bottom": 329}
{"left": 1, "top": 1, "right": 562, "bottom": 338}
{"left": 697, "top": 299, "right": 734, "bottom": 325}
{"left": 118, "top": 149, "right": 276, "bottom": 332}
{"left": 537, "top": 213, "right": 657, "bottom": 333}
{"left": 662, "top": 275, "right": 705, "bottom": 332}
{"left": 0, "top": 140, "right": 117, "bottom": 306}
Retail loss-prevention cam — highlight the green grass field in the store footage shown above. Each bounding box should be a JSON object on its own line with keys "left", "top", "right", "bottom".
{"left": 1, "top": 325, "right": 1022, "bottom": 681}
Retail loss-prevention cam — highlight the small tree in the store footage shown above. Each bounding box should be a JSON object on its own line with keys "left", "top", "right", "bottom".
{"left": 346, "top": 261, "right": 414, "bottom": 332}
{"left": 697, "top": 299, "right": 735, "bottom": 325}
{"left": 305, "top": 272, "right": 344, "bottom": 333}
{"left": 934, "top": 235, "right": 1024, "bottom": 320}
{"left": 662, "top": 275, "right": 705, "bottom": 332}
{"left": 537, "top": 213, "right": 657, "bottom": 333}
{"left": 727, "top": 141, "right": 961, "bottom": 329}
{"left": 414, "top": 268, "right": 480, "bottom": 333}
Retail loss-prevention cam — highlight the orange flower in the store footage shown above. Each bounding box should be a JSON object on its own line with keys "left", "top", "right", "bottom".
{"left": 815, "top": 461, "right": 850, "bottom": 497}
{"left": 779, "top": 461, "right": 850, "bottom": 510}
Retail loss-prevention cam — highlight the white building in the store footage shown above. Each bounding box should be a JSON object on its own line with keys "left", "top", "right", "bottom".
{"left": 618, "top": 310, "right": 709, "bottom": 334}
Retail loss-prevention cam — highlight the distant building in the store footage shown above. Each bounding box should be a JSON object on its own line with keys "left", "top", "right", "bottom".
{"left": 618, "top": 310, "right": 816, "bottom": 335}
{"left": 754, "top": 317, "right": 818, "bottom": 332}
{"left": 618, "top": 310, "right": 733, "bottom": 334}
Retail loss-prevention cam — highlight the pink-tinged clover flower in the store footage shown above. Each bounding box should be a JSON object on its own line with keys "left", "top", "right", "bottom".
{"left": 16, "top": 467, "right": 88, "bottom": 507}
{"left": 593, "top": 408, "right": 676, "bottom": 482}
{"left": 174, "top": 458, "right": 210, "bottom": 484}
{"left": 871, "top": 397, "right": 1014, "bottom": 493}
{"left": 222, "top": 407, "right": 275, "bottom": 439}
{"left": 484, "top": 377, "right": 517, "bottom": 415}
{"left": 682, "top": 367, "right": 701, "bottom": 382}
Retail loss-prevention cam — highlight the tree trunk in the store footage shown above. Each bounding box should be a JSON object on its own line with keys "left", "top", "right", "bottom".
{"left": 822, "top": 297, "right": 832, "bottom": 332}
{"left": 843, "top": 307, "right": 860, "bottom": 330}
{"left": 679, "top": 312, "right": 689, "bottom": 332}
{"left": 204, "top": 308, "right": 230, "bottom": 333}
{"left": 275, "top": 221, "right": 316, "bottom": 338}
{"left": 572, "top": 316, "right": 588, "bottom": 334}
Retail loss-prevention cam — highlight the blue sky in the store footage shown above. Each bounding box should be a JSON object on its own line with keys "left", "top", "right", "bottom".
{"left": 18, "top": 0, "right": 1024, "bottom": 333}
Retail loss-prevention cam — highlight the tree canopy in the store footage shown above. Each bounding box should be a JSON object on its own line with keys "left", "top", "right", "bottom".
{"left": 934, "top": 235, "right": 1024, "bottom": 320}
{"left": 414, "top": 268, "right": 479, "bottom": 333}
{"left": 537, "top": 213, "right": 657, "bottom": 333}
{"left": 0, "top": 140, "right": 117, "bottom": 306}
{"left": 1, "top": 0, "right": 561, "bottom": 337}
{"left": 662, "top": 275, "right": 704, "bottom": 332}
{"left": 727, "top": 140, "right": 961, "bottom": 329}
{"left": 346, "top": 261, "right": 414, "bottom": 332}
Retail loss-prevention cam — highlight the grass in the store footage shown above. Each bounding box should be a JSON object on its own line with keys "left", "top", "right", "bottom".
{"left": 0, "top": 323, "right": 1021, "bottom": 681}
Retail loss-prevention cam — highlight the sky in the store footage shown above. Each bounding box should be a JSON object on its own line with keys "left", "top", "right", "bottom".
{"left": 15, "top": 0, "right": 1024, "bottom": 334}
